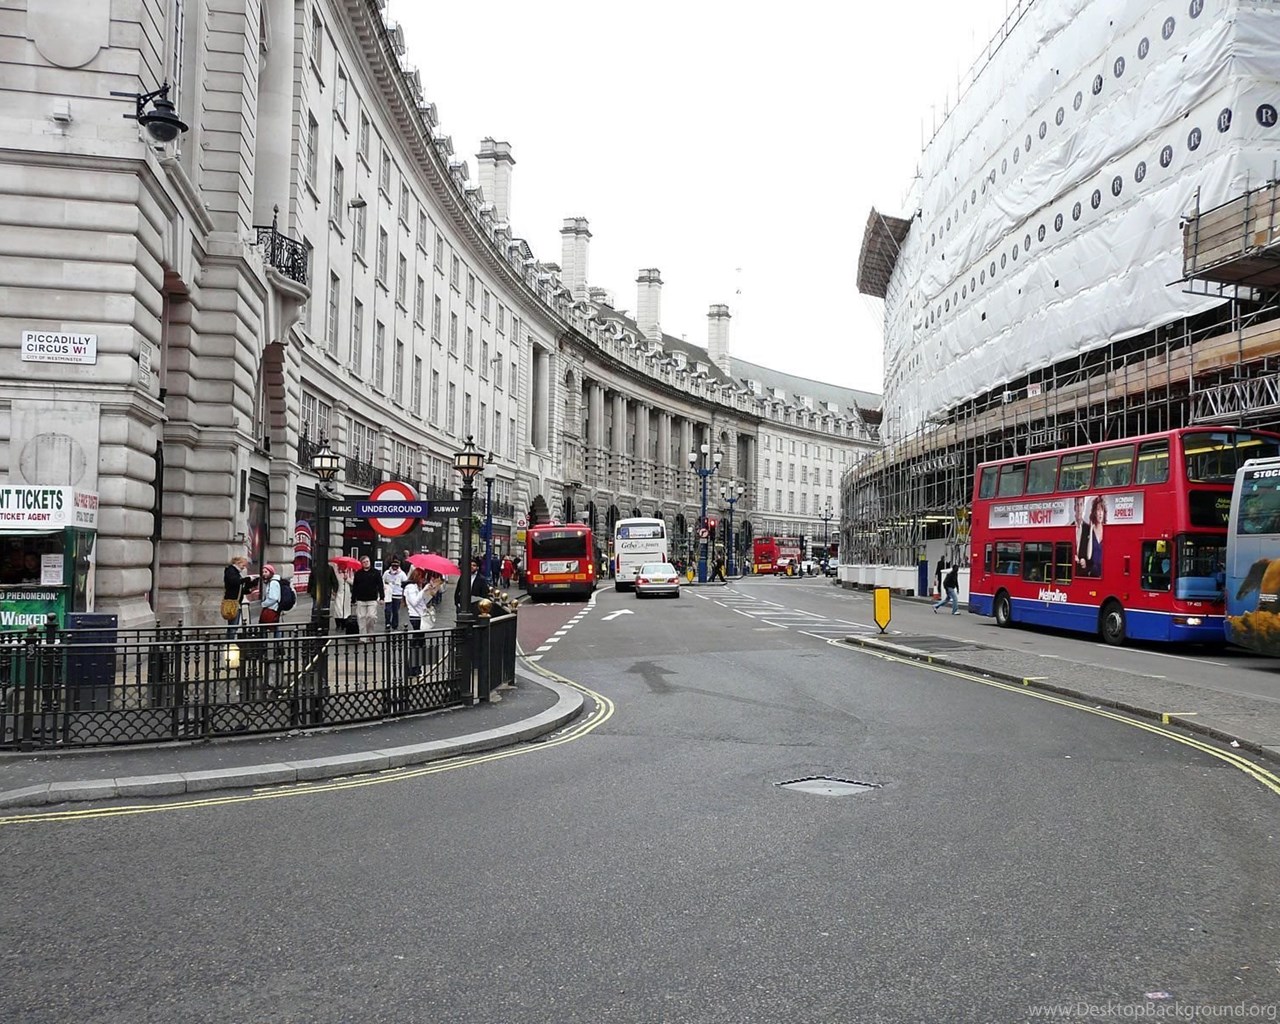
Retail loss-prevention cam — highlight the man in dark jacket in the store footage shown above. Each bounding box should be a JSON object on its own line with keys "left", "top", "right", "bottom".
{"left": 459, "top": 556, "right": 489, "bottom": 617}
{"left": 351, "top": 555, "right": 384, "bottom": 639}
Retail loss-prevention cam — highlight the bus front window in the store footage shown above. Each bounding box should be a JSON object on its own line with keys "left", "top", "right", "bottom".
{"left": 1184, "top": 431, "right": 1280, "bottom": 483}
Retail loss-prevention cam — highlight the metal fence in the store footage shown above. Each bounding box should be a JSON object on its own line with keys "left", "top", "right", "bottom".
{"left": 0, "top": 619, "right": 491, "bottom": 749}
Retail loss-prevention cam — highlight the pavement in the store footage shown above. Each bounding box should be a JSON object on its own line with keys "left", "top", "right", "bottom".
{"left": 842, "top": 587, "right": 1280, "bottom": 768}
{"left": 0, "top": 659, "right": 581, "bottom": 811}
{"left": 4, "top": 577, "right": 1279, "bottom": 811}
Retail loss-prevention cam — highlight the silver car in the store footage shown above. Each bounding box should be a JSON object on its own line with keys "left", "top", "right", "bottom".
{"left": 634, "top": 561, "right": 682, "bottom": 598}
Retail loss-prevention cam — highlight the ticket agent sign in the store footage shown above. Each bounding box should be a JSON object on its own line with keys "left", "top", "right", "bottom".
{"left": 0, "top": 486, "right": 98, "bottom": 530}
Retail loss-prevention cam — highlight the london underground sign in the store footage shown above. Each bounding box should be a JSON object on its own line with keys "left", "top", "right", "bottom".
{"left": 359, "top": 481, "right": 422, "bottom": 536}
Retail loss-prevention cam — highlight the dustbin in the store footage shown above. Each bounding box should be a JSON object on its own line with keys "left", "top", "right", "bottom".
{"left": 65, "top": 613, "right": 117, "bottom": 712}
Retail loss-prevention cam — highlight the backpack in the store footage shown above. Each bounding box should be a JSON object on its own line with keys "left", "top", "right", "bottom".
{"left": 278, "top": 579, "right": 297, "bottom": 613}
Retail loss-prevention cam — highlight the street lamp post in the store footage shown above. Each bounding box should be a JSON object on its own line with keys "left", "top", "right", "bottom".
{"left": 720, "top": 481, "right": 745, "bottom": 576}
{"left": 310, "top": 439, "right": 341, "bottom": 628}
{"left": 820, "top": 502, "right": 835, "bottom": 565}
{"left": 687, "top": 442, "right": 722, "bottom": 583}
{"left": 453, "top": 436, "right": 486, "bottom": 624}
{"left": 482, "top": 457, "right": 498, "bottom": 587}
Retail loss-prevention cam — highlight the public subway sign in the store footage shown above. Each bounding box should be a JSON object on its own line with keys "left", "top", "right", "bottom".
{"left": 0, "top": 486, "right": 98, "bottom": 530}
{"left": 988, "top": 492, "right": 1145, "bottom": 529}
{"left": 21, "top": 331, "right": 98, "bottom": 365}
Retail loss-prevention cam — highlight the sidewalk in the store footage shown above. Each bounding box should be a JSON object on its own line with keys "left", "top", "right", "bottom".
{"left": 839, "top": 583, "right": 1280, "bottom": 766}
{"left": 0, "top": 663, "right": 581, "bottom": 810}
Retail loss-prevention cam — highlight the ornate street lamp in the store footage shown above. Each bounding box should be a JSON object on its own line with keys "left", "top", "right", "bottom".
{"left": 687, "top": 442, "right": 722, "bottom": 583}
{"left": 820, "top": 501, "right": 835, "bottom": 564}
{"left": 310, "top": 439, "right": 341, "bottom": 627}
{"left": 482, "top": 456, "right": 498, "bottom": 586}
{"left": 453, "top": 436, "right": 486, "bottom": 623}
{"left": 720, "top": 481, "right": 745, "bottom": 576}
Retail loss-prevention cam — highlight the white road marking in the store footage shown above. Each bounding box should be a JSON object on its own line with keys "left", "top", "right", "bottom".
{"left": 1090, "top": 644, "right": 1226, "bottom": 667}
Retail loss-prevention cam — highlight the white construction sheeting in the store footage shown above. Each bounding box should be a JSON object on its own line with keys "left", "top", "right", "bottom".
{"left": 881, "top": 0, "right": 1280, "bottom": 439}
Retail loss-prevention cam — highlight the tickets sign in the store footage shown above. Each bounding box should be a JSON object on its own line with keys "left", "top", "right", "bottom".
{"left": 0, "top": 487, "right": 98, "bottom": 530}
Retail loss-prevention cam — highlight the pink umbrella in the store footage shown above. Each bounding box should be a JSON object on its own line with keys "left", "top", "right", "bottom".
{"left": 406, "top": 552, "right": 461, "bottom": 577}
{"left": 330, "top": 555, "right": 362, "bottom": 571}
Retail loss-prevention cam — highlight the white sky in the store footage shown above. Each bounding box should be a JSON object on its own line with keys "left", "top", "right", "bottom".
{"left": 394, "top": 1, "right": 1014, "bottom": 395}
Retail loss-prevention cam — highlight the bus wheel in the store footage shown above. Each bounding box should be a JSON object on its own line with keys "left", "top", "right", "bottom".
{"left": 994, "top": 592, "right": 1013, "bottom": 628}
{"left": 1100, "top": 600, "right": 1126, "bottom": 646}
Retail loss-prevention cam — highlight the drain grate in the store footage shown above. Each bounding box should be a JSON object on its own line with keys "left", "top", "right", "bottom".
{"left": 776, "top": 776, "right": 882, "bottom": 796}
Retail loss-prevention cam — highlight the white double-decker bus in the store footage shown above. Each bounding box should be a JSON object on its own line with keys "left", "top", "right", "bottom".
{"left": 613, "top": 517, "right": 668, "bottom": 591}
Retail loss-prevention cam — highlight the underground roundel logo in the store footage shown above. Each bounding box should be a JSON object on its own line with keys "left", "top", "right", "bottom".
{"left": 365, "top": 480, "right": 421, "bottom": 537}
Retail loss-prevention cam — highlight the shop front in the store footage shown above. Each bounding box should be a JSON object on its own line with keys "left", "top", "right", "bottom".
{"left": 0, "top": 485, "right": 99, "bottom": 631}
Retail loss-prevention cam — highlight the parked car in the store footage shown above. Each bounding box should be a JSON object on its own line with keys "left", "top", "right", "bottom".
{"left": 824, "top": 560, "right": 841, "bottom": 577}
{"left": 634, "top": 561, "right": 682, "bottom": 598}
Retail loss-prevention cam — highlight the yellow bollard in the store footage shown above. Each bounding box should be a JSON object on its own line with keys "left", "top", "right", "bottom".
{"left": 873, "top": 587, "right": 892, "bottom": 633}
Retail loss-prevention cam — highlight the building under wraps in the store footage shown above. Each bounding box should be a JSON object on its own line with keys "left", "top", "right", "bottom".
{"left": 848, "top": 0, "right": 1280, "bottom": 582}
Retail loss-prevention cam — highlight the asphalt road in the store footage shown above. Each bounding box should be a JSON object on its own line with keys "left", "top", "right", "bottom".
{"left": 2, "top": 577, "right": 1278, "bottom": 1023}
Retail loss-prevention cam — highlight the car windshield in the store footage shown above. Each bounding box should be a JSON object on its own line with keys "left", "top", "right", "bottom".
{"left": 640, "top": 563, "right": 676, "bottom": 575}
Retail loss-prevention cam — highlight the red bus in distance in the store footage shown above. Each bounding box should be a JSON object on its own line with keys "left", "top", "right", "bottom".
{"left": 524, "top": 524, "right": 597, "bottom": 602}
{"left": 968, "top": 427, "right": 1280, "bottom": 645}
{"left": 752, "top": 536, "right": 801, "bottom": 575}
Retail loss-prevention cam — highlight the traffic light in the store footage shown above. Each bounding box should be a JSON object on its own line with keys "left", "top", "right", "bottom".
{"left": 707, "top": 516, "right": 718, "bottom": 540}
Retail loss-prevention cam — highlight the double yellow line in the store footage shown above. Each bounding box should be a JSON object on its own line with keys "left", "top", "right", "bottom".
{"left": 0, "top": 664, "right": 614, "bottom": 827}
{"left": 852, "top": 643, "right": 1280, "bottom": 797}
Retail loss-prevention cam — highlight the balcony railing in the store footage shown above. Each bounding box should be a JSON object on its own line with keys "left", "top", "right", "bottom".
{"left": 420, "top": 481, "right": 455, "bottom": 501}
{"left": 297, "top": 430, "right": 323, "bottom": 470}
{"left": 346, "top": 456, "right": 383, "bottom": 490}
{"left": 254, "top": 206, "right": 309, "bottom": 286}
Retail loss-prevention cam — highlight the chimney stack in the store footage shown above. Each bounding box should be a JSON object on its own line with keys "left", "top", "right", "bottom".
{"left": 707, "top": 304, "right": 732, "bottom": 376}
{"left": 636, "top": 268, "right": 663, "bottom": 344}
{"left": 559, "top": 217, "right": 591, "bottom": 302}
{"left": 476, "top": 138, "right": 515, "bottom": 224}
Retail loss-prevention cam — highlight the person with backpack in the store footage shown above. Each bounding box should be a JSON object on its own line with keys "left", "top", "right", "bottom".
{"left": 932, "top": 563, "right": 961, "bottom": 615}
{"left": 258, "top": 564, "right": 282, "bottom": 626}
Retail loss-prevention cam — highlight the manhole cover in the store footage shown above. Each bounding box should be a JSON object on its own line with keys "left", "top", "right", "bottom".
{"left": 776, "top": 776, "right": 881, "bottom": 796}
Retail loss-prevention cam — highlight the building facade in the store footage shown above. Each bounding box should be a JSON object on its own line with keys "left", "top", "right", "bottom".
{"left": 0, "top": 0, "right": 879, "bottom": 628}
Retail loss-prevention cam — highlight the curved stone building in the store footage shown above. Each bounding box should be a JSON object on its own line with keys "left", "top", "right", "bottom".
{"left": 0, "top": 0, "right": 880, "bottom": 627}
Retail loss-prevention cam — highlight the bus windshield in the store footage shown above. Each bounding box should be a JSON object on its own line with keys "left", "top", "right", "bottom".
{"left": 530, "top": 532, "right": 589, "bottom": 559}
{"left": 1183, "top": 431, "right": 1280, "bottom": 483}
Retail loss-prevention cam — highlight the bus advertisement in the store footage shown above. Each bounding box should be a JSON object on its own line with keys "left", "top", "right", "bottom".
{"left": 524, "top": 524, "right": 597, "bottom": 601}
{"left": 752, "top": 536, "right": 800, "bottom": 575}
{"left": 1225, "top": 456, "right": 1280, "bottom": 655}
{"left": 969, "top": 427, "right": 1280, "bottom": 645}
{"left": 613, "top": 518, "right": 668, "bottom": 591}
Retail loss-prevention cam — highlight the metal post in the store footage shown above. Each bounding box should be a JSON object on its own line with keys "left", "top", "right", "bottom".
{"left": 484, "top": 475, "right": 494, "bottom": 586}
{"left": 698, "top": 472, "right": 709, "bottom": 583}
{"left": 312, "top": 483, "right": 328, "bottom": 627}
{"left": 727, "top": 496, "right": 737, "bottom": 576}
{"left": 456, "top": 477, "right": 477, "bottom": 625}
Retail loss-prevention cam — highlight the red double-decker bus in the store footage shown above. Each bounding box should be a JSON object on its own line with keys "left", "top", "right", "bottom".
{"left": 752, "top": 536, "right": 801, "bottom": 575}
{"left": 969, "top": 427, "right": 1280, "bottom": 645}
{"left": 524, "top": 523, "right": 597, "bottom": 601}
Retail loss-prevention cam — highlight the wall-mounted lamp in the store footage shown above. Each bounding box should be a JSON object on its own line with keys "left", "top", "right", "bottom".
{"left": 110, "top": 83, "right": 188, "bottom": 143}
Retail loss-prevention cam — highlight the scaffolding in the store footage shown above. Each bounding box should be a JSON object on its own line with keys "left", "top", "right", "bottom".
{"left": 844, "top": 179, "right": 1280, "bottom": 567}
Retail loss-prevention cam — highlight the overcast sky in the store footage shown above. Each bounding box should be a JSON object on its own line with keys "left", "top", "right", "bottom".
{"left": 394, "top": 1, "right": 1014, "bottom": 395}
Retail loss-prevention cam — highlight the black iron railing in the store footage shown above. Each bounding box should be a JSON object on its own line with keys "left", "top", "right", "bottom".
{"left": 254, "top": 206, "right": 309, "bottom": 286}
{"left": 0, "top": 621, "right": 482, "bottom": 749}
{"left": 298, "top": 430, "right": 323, "bottom": 470}
{"left": 346, "top": 456, "right": 383, "bottom": 489}
{"left": 472, "top": 614, "right": 517, "bottom": 701}
{"left": 420, "top": 482, "right": 455, "bottom": 500}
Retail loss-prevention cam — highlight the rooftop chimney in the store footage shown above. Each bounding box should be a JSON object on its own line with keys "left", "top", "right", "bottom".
{"left": 476, "top": 138, "right": 515, "bottom": 224}
{"left": 559, "top": 217, "right": 591, "bottom": 302}
{"left": 636, "top": 268, "right": 663, "bottom": 344}
{"left": 707, "top": 304, "right": 731, "bottom": 376}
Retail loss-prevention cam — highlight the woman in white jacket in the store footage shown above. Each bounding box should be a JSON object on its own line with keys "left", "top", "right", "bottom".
{"left": 403, "top": 568, "right": 430, "bottom": 630}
